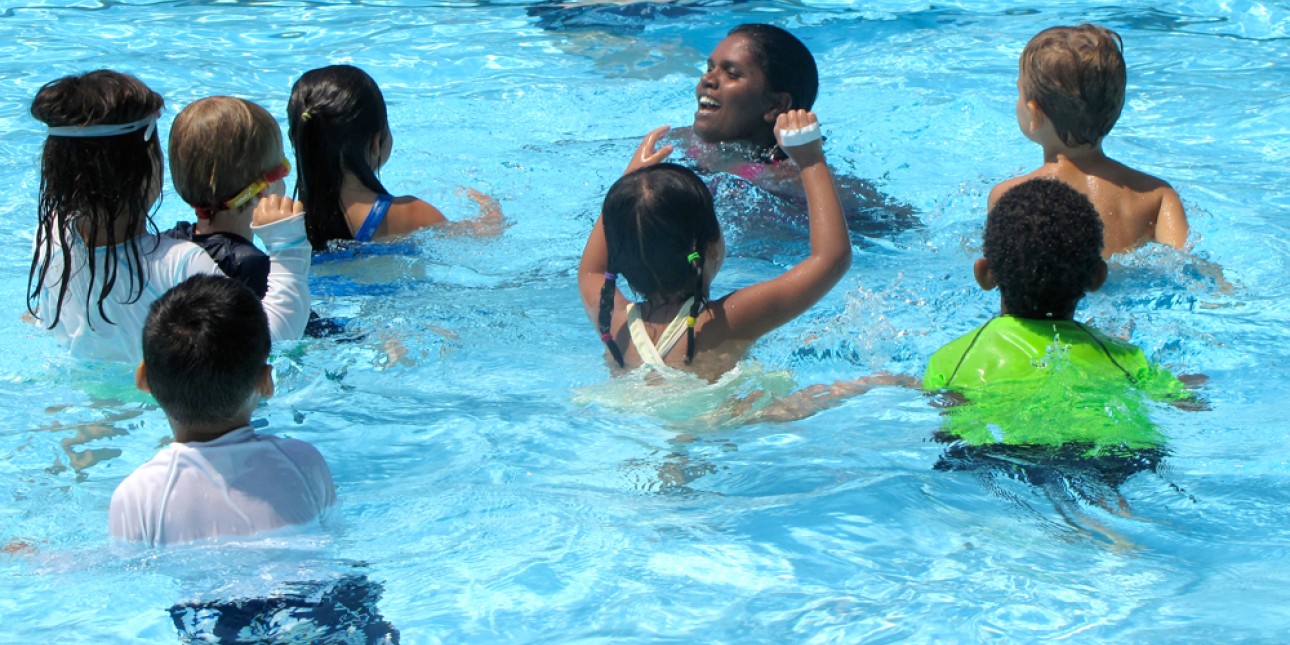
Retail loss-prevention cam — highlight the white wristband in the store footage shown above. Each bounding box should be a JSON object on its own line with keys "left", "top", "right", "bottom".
{"left": 777, "top": 122, "right": 822, "bottom": 147}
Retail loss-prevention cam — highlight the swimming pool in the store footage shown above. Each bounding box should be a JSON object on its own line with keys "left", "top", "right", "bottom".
{"left": 2, "top": 0, "right": 1288, "bottom": 640}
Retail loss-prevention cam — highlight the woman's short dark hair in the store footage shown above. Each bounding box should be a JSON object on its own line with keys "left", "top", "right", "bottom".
{"left": 729, "top": 24, "right": 819, "bottom": 111}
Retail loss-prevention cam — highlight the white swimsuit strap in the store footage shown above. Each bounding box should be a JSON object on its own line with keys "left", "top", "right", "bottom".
{"left": 625, "top": 297, "right": 695, "bottom": 367}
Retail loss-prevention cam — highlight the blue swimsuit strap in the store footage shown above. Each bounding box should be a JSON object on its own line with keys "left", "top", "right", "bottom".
{"left": 353, "top": 194, "right": 394, "bottom": 243}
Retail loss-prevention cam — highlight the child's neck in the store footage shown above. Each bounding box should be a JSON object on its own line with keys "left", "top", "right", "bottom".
{"left": 196, "top": 206, "right": 254, "bottom": 240}
{"left": 1040, "top": 139, "right": 1108, "bottom": 166}
{"left": 80, "top": 208, "right": 149, "bottom": 247}
{"left": 999, "top": 300, "right": 1076, "bottom": 322}
{"left": 170, "top": 414, "right": 252, "bottom": 444}
{"left": 339, "top": 171, "right": 381, "bottom": 205}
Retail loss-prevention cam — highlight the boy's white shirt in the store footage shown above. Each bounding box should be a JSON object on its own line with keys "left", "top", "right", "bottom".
{"left": 35, "top": 212, "right": 312, "bottom": 363}
{"left": 109, "top": 426, "right": 335, "bottom": 547}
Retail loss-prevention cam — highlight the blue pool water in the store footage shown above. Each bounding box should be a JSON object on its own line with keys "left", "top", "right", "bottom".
{"left": 2, "top": 0, "right": 1289, "bottom": 641}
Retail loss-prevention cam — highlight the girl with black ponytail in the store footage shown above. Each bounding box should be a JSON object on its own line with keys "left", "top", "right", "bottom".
{"left": 579, "top": 111, "right": 851, "bottom": 382}
{"left": 287, "top": 65, "right": 504, "bottom": 252}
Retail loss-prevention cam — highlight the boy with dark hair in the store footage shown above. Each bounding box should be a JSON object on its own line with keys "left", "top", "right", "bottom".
{"left": 927, "top": 178, "right": 1186, "bottom": 453}
{"left": 989, "top": 24, "right": 1189, "bottom": 257}
{"left": 110, "top": 274, "right": 334, "bottom": 547}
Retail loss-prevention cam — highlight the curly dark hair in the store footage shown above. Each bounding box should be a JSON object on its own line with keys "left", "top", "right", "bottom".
{"left": 984, "top": 178, "right": 1104, "bottom": 319}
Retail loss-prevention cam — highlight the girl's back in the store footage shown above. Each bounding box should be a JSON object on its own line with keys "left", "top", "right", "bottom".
{"left": 580, "top": 111, "right": 850, "bottom": 381}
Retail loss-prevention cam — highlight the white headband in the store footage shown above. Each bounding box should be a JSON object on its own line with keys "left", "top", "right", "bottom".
{"left": 46, "top": 112, "right": 158, "bottom": 141}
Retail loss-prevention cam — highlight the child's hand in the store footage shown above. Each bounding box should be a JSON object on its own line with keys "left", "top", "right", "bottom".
{"left": 624, "top": 125, "right": 674, "bottom": 175}
{"left": 461, "top": 187, "right": 508, "bottom": 237}
{"left": 774, "top": 110, "right": 825, "bottom": 167}
{"left": 253, "top": 194, "right": 304, "bottom": 226}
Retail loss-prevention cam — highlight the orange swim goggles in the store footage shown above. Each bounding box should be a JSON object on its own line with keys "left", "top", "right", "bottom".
{"left": 195, "top": 159, "right": 291, "bottom": 219}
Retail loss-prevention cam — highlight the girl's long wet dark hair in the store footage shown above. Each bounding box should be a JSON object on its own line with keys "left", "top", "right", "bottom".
{"left": 287, "top": 65, "right": 391, "bottom": 251}
{"left": 599, "top": 163, "right": 720, "bottom": 366}
{"left": 28, "top": 70, "right": 164, "bottom": 329}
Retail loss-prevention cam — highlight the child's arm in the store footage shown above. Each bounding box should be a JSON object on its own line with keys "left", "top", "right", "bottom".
{"left": 253, "top": 195, "right": 312, "bottom": 342}
{"left": 577, "top": 126, "right": 674, "bottom": 323}
{"left": 389, "top": 190, "right": 506, "bottom": 238}
{"left": 1154, "top": 186, "right": 1189, "bottom": 250}
{"left": 719, "top": 111, "right": 851, "bottom": 340}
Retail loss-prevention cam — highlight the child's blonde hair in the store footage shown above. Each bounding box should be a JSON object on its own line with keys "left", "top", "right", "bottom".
{"left": 169, "top": 96, "right": 283, "bottom": 219}
{"left": 1019, "top": 24, "right": 1126, "bottom": 147}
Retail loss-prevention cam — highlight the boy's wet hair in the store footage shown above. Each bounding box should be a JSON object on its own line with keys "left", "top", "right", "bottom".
{"left": 287, "top": 65, "right": 391, "bottom": 251}
{"left": 143, "top": 275, "right": 270, "bottom": 426}
{"left": 985, "top": 178, "right": 1104, "bottom": 320}
{"left": 1019, "top": 24, "right": 1126, "bottom": 147}
{"left": 169, "top": 97, "right": 283, "bottom": 218}
{"left": 599, "top": 163, "right": 720, "bottom": 366}
{"left": 729, "top": 23, "right": 818, "bottom": 111}
{"left": 28, "top": 70, "right": 165, "bottom": 329}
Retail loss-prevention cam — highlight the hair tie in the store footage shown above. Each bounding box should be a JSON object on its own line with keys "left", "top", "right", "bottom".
{"left": 687, "top": 252, "right": 701, "bottom": 264}
{"left": 301, "top": 111, "right": 312, "bottom": 121}
{"left": 685, "top": 316, "right": 696, "bottom": 328}
{"left": 600, "top": 333, "right": 613, "bottom": 342}
{"left": 604, "top": 272, "right": 617, "bottom": 281}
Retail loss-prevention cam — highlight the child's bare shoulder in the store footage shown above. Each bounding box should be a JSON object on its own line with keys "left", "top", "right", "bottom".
{"left": 988, "top": 170, "right": 1045, "bottom": 208}
{"left": 1102, "top": 157, "right": 1175, "bottom": 194}
{"left": 386, "top": 196, "right": 447, "bottom": 234}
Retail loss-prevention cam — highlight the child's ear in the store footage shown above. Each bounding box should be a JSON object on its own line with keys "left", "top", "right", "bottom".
{"left": 763, "top": 92, "right": 793, "bottom": 123}
{"left": 973, "top": 258, "right": 998, "bottom": 291}
{"left": 1088, "top": 259, "right": 1108, "bottom": 292}
{"left": 134, "top": 361, "right": 150, "bottom": 393}
{"left": 1024, "top": 100, "right": 1046, "bottom": 133}
{"left": 257, "top": 364, "right": 275, "bottom": 399}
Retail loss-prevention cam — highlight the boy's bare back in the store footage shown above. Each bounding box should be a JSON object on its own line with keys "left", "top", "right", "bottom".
{"left": 990, "top": 155, "right": 1187, "bottom": 257}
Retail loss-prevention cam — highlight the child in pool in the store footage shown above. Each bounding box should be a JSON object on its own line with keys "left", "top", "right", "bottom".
{"left": 287, "top": 64, "right": 504, "bottom": 251}
{"left": 989, "top": 24, "right": 1189, "bottom": 257}
{"left": 110, "top": 275, "right": 335, "bottom": 547}
{"left": 27, "top": 71, "right": 311, "bottom": 364}
{"left": 165, "top": 96, "right": 304, "bottom": 300}
{"left": 579, "top": 109, "right": 851, "bottom": 381}
{"left": 925, "top": 177, "right": 1188, "bottom": 452}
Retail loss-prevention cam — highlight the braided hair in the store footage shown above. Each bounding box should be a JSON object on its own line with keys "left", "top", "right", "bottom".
{"left": 600, "top": 163, "right": 720, "bottom": 366}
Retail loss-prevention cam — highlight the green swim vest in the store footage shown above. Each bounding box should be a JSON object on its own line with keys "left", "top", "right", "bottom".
{"left": 922, "top": 316, "right": 1185, "bottom": 453}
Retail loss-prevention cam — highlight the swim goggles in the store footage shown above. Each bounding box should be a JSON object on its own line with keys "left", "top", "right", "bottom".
{"left": 46, "top": 111, "right": 159, "bottom": 141}
{"left": 195, "top": 159, "right": 291, "bottom": 219}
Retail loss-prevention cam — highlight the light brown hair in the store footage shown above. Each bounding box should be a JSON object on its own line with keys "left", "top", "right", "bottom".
{"left": 169, "top": 96, "right": 283, "bottom": 216}
{"left": 1019, "top": 24, "right": 1126, "bottom": 147}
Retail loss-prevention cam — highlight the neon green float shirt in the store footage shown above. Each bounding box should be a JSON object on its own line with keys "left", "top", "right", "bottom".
{"left": 922, "top": 316, "right": 1185, "bottom": 454}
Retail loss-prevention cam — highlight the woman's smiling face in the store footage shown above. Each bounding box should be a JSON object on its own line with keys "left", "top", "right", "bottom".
{"left": 693, "top": 33, "right": 781, "bottom": 148}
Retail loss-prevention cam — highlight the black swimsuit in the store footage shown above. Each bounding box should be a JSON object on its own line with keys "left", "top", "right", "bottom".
{"left": 164, "top": 222, "right": 270, "bottom": 299}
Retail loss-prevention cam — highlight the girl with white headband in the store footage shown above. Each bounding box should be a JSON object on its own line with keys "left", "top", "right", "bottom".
{"left": 28, "top": 70, "right": 311, "bottom": 364}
